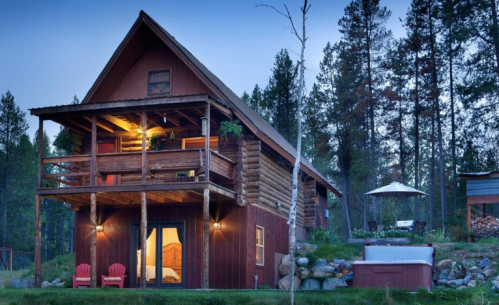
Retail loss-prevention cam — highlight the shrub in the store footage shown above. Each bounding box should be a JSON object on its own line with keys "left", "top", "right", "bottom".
{"left": 307, "top": 227, "right": 339, "bottom": 244}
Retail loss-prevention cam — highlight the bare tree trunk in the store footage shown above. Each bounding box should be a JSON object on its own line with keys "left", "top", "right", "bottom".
{"left": 429, "top": 0, "right": 446, "bottom": 226}
{"left": 448, "top": 15, "right": 457, "bottom": 213}
{"left": 491, "top": 0, "right": 499, "bottom": 77}
{"left": 414, "top": 49, "right": 420, "bottom": 221}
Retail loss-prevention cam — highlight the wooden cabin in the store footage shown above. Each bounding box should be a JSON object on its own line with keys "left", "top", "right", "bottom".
{"left": 30, "top": 11, "right": 341, "bottom": 289}
{"left": 460, "top": 172, "right": 499, "bottom": 242}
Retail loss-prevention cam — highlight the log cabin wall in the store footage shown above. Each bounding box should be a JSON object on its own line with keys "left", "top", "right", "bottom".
{"left": 304, "top": 179, "right": 317, "bottom": 228}
{"left": 89, "top": 23, "right": 216, "bottom": 103}
{"left": 75, "top": 202, "right": 248, "bottom": 289}
{"left": 258, "top": 143, "right": 309, "bottom": 227}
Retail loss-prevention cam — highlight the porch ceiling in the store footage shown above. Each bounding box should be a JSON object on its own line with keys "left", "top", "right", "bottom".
{"left": 42, "top": 182, "right": 235, "bottom": 209}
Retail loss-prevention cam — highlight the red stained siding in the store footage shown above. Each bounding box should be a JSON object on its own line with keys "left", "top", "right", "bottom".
{"left": 75, "top": 202, "right": 248, "bottom": 289}
{"left": 245, "top": 204, "right": 290, "bottom": 288}
{"left": 89, "top": 23, "right": 215, "bottom": 103}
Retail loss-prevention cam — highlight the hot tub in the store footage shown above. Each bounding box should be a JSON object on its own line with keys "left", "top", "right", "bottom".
{"left": 352, "top": 244, "right": 435, "bottom": 291}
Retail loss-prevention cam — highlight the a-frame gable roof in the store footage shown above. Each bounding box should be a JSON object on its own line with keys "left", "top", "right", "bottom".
{"left": 82, "top": 10, "right": 341, "bottom": 197}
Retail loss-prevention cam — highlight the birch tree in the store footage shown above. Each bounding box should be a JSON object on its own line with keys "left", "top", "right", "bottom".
{"left": 258, "top": 1, "right": 309, "bottom": 303}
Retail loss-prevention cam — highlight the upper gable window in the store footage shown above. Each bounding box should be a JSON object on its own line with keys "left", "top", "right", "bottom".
{"left": 148, "top": 70, "right": 171, "bottom": 96}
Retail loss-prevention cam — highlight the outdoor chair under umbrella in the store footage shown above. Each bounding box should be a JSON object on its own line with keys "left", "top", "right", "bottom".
{"left": 366, "top": 182, "right": 427, "bottom": 231}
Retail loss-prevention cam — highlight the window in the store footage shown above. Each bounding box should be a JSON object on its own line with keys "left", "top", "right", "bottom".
{"left": 148, "top": 70, "right": 171, "bottom": 96}
{"left": 181, "top": 137, "right": 219, "bottom": 151}
{"left": 256, "top": 226, "right": 264, "bottom": 266}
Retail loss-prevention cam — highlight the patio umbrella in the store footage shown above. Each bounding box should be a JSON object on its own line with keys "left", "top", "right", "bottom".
{"left": 365, "top": 182, "right": 428, "bottom": 198}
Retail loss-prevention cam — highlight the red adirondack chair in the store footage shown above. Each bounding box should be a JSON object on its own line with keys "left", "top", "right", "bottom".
{"left": 101, "top": 263, "right": 127, "bottom": 288}
{"left": 72, "top": 264, "right": 91, "bottom": 288}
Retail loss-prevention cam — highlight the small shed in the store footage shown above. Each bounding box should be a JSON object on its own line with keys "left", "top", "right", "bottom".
{"left": 460, "top": 172, "right": 499, "bottom": 242}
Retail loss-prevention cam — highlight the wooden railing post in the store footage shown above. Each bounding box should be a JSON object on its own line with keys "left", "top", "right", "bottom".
{"left": 467, "top": 203, "right": 471, "bottom": 242}
{"left": 91, "top": 115, "right": 97, "bottom": 186}
{"left": 202, "top": 187, "right": 210, "bottom": 289}
{"left": 204, "top": 103, "right": 210, "bottom": 182}
{"left": 34, "top": 195, "right": 42, "bottom": 287}
{"left": 38, "top": 118, "right": 44, "bottom": 188}
{"left": 140, "top": 191, "right": 147, "bottom": 288}
{"left": 90, "top": 193, "right": 97, "bottom": 288}
{"left": 141, "top": 111, "right": 147, "bottom": 184}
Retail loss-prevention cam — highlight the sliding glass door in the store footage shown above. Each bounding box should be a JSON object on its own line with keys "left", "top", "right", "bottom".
{"left": 131, "top": 222, "right": 184, "bottom": 288}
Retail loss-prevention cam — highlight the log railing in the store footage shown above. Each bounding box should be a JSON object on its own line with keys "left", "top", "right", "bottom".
{"left": 41, "top": 149, "right": 235, "bottom": 188}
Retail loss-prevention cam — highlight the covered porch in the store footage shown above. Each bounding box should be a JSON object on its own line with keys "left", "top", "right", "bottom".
{"left": 31, "top": 94, "right": 239, "bottom": 288}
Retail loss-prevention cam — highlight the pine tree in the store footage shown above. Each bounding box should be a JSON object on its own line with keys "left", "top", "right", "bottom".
{"left": 0, "top": 91, "right": 28, "bottom": 249}
{"left": 264, "top": 49, "right": 298, "bottom": 147}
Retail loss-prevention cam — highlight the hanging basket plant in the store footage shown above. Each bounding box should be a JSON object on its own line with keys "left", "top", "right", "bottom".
{"left": 218, "top": 119, "right": 242, "bottom": 143}
{"left": 147, "top": 135, "right": 163, "bottom": 150}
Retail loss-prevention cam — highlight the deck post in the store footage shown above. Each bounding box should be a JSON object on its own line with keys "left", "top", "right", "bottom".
{"left": 37, "top": 118, "right": 44, "bottom": 188}
{"left": 90, "top": 192, "right": 97, "bottom": 288}
{"left": 140, "top": 191, "right": 147, "bottom": 288}
{"left": 204, "top": 102, "right": 210, "bottom": 182}
{"left": 202, "top": 187, "right": 210, "bottom": 289}
{"left": 91, "top": 115, "right": 97, "bottom": 186}
{"left": 141, "top": 111, "right": 147, "bottom": 184}
{"left": 467, "top": 203, "right": 471, "bottom": 242}
{"left": 34, "top": 195, "right": 42, "bottom": 287}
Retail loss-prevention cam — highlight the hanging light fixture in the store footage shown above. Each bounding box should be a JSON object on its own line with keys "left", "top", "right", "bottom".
{"left": 201, "top": 117, "right": 207, "bottom": 136}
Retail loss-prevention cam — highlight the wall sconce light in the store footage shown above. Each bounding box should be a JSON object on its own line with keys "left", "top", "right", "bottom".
{"left": 276, "top": 202, "right": 281, "bottom": 208}
{"left": 201, "top": 117, "right": 207, "bottom": 136}
{"left": 138, "top": 126, "right": 143, "bottom": 134}
{"left": 213, "top": 222, "right": 220, "bottom": 230}
{"left": 324, "top": 210, "right": 329, "bottom": 218}
{"left": 96, "top": 225, "right": 103, "bottom": 233}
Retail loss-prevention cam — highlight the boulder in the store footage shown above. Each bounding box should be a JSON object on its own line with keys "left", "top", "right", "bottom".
{"left": 311, "top": 265, "right": 336, "bottom": 273}
{"left": 312, "top": 270, "right": 331, "bottom": 279}
{"left": 447, "top": 279, "right": 464, "bottom": 288}
{"left": 479, "top": 258, "right": 490, "bottom": 269}
{"left": 54, "top": 282, "right": 65, "bottom": 288}
{"left": 296, "top": 257, "right": 309, "bottom": 267}
{"left": 476, "top": 274, "right": 485, "bottom": 281}
{"left": 52, "top": 278, "right": 61, "bottom": 284}
{"left": 333, "top": 259, "right": 345, "bottom": 265}
{"left": 296, "top": 267, "right": 311, "bottom": 280}
{"left": 437, "top": 259, "right": 453, "bottom": 272}
{"left": 322, "top": 277, "right": 347, "bottom": 290}
{"left": 41, "top": 281, "right": 52, "bottom": 289}
{"left": 278, "top": 275, "right": 301, "bottom": 290}
{"left": 457, "top": 286, "right": 467, "bottom": 290}
{"left": 279, "top": 255, "right": 295, "bottom": 276}
{"left": 301, "top": 279, "right": 321, "bottom": 290}
{"left": 468, "top": 266, "right": 480, "bottom": 274}
{"left": 463, "top": 275, "right": 472, "bottom": 285}
{"left": 439, "top": 269, "right": 450, "bottom": 280}
{"left": 312, "top": 259, "right": 328, "bottom": 267}
{"left": 468, "top": 280, "right": 477, "bottom": 288}
{"left": 437, "top": 279, "right": 448, "bottom": 286}
{"left": 448, "top": 263, "right": 466, "bottom": 280}
{"left": 491, "top": 277, "right": 499, "bottom": 292}
{"left": 483, "top": 268, "right": 496, "bottom": 278}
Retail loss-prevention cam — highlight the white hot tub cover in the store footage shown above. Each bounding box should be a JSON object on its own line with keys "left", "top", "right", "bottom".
{"left": 363, "top": 246, "right": 434, "bottom": 266}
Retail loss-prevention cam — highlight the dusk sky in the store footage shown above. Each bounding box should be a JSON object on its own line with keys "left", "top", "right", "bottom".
{"left": 0, "top": 0, "right": 411, "bottom": 140}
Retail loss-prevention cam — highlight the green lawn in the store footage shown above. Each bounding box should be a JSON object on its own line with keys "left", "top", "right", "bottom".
{"left": 0, "top": 287, "right": 498, "bottom": 305}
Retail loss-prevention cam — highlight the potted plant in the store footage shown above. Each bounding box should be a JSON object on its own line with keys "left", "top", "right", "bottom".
{"left": 337, "top": 262, "right": 352, "bottom": 275}
{"left": 147, "top": 135, "right": 162, "bottom": 150}
{"left": 218, "top": 119, "right": 242, "bottom": 143}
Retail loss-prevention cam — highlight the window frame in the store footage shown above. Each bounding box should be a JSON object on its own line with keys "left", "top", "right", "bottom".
{"left": 256, "top": 226, "right": 264, "bottom": 266}
{"left": 147, "top": 69, "right": 172, "bottom": 97}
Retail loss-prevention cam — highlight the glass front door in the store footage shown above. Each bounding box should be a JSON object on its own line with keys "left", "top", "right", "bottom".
{"left": 131, "top": 222, "right": 184, "bottom": 288}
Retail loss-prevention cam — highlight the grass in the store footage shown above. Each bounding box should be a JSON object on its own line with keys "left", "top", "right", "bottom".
{"left": 0, "top": 254, "right": 75, "bottom": 289}
{"left": 304, "top": 243, "right": 363, "bottom": 262}
{"left": 0, "top": 286, "right": 499, "bottom": 305}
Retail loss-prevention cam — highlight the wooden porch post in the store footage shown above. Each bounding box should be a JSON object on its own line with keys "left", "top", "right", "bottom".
{"left": 90, "top": 193, "right": 97, "bottom": 288}
{"left": 34, "top": 117, "right": 43, "bottom": 287}
{"left": 34, "top": 195, "right": 42, "bottom": 287}
{"left": 202, "top": 188, "right": 210, "bottom": 289}
{"left": 467, "top": 203, "right": 471, "bottom": 242}
{"left": 202, "top": 102, "right": 211, "bottom": 289}
{"left": 91, "top": 115, "right": 97, "bottom": 186}
{"left": 141, "top": 111, "right": 147, "bottom": 184}
{"left": 205, "top": 102, "right": 210, "bottom": 182}
{"left": 140, "top": 191, "right": 147, "bottom": 288}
